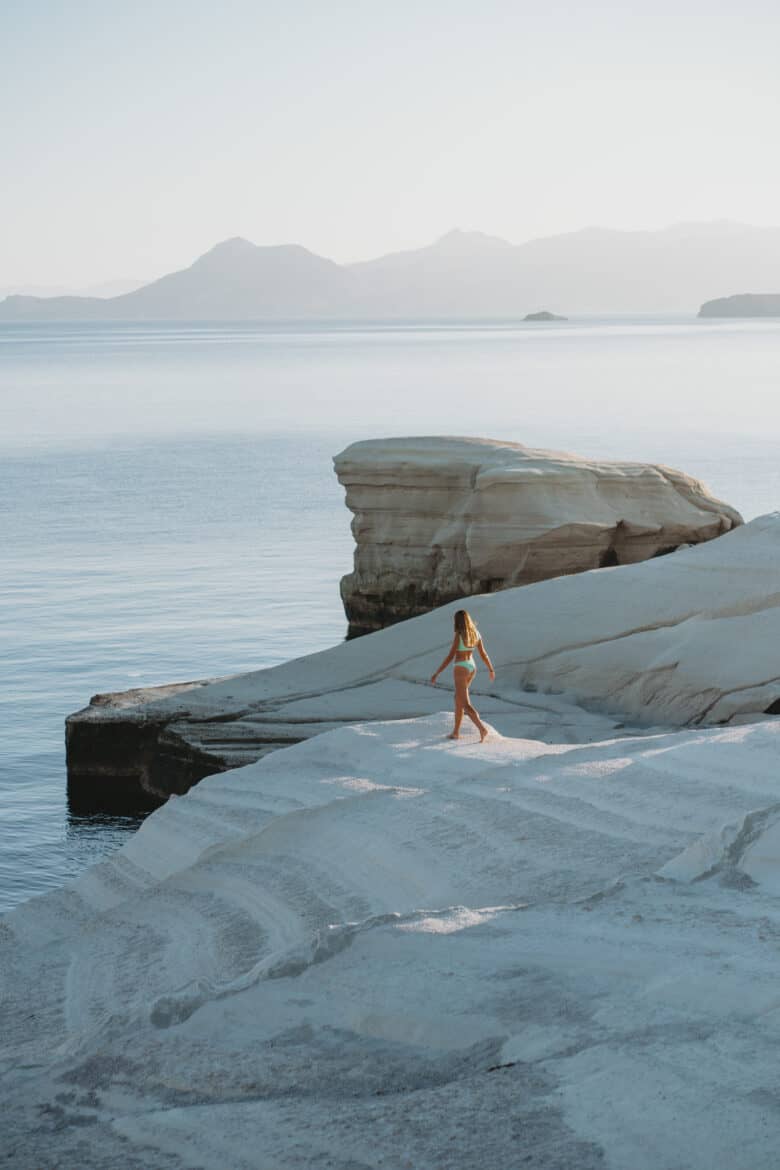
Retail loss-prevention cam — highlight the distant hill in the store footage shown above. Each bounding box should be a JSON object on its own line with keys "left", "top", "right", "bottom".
{"left": 0, "top": 239, "right": 351, "bottom": 321}
{"left": 81, "top": 278, "right": 148, "bottom": 298}
{"left": 4, "top": 222, "right": 780, "bottom": 319}
{"left": 0, "top": 277, "right": 145, "bottom": 301}
{"left": 698, "top": 293, "right": 780, "bottom": 318}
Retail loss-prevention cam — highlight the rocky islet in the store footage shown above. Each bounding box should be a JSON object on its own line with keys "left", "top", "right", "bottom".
{"left": 335, "top": 436, "right": 740, "bottom": 636}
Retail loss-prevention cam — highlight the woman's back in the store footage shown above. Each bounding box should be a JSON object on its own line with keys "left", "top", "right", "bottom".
{"left": 456, "top": 630, "right": 479, "bottom": 652}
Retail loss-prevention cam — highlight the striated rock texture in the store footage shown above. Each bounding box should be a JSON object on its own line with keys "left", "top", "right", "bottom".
{"left": 334, "top": 436, "right": 742, "bottom": 636}
{"left": 14, "top": 714, "right": 780, "bottom": 1168}
{"left": 67, "top": 514, "right": 780, "bottom": 805}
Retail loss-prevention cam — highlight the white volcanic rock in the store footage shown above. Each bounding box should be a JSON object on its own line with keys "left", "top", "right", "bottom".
{"left": 23, "top": 512, "right": 780, "bottom": 1164}
{"left": 333, "top": 436, "right": 742, "bottom": 635}
{"left": 8, "top": 714, "right": 780, "bottom": 1167}
{"left": 67, "top": 513, "right": 780, "bottom": 802}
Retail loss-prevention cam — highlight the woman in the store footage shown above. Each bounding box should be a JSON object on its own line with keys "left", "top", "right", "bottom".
{"left": 430, "top": 609, "right": 495, "bottom": 741}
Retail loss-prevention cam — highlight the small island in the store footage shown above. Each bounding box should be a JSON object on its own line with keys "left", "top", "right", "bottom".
{"left": 698, "top": 293, "right": 780, "bottom": 318}
{"left": 524, "top": 309, "right": 567, "bottom": 321}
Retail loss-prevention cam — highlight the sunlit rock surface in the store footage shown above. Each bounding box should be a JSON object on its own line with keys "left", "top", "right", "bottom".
{"left": 22, "top": 511, "right": 780, "bottom": 1166}
{"left": 333, "top": 436, "right": 741, "bottom": 635}
{"left": 68, "top": 514, "right": 780, "bottom": 802}
{"left": 9, "top": 713, "right": 780, "bottom": 1168}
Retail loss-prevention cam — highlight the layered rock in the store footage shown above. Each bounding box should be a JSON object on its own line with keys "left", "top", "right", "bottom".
{"left": 14, "top": 711, "right": 780, "bottom": 1166}
{"left": 37, "top": 511, "right": 780, "bottom": 1166}
{"left": 67, "top": 514, "right": 780, "bottom": 805}
{"left": 334, "top": 436, "right": 742, "bottom": 636}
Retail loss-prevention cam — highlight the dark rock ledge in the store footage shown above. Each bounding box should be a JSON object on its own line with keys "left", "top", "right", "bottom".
{"left": 65, "top": 677, "right": 348, "bottom": 807}
{"left": 66, "top": 680, "right": 224, "bottom": 809}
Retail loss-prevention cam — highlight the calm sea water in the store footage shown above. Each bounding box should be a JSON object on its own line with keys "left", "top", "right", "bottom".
{"left": 3, "top": 316, "right": 780, "bottom": 911}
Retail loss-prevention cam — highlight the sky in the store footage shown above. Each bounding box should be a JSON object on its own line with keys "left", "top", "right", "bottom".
{"left": 2, "top": 0, "right": 780, "bottom": 286}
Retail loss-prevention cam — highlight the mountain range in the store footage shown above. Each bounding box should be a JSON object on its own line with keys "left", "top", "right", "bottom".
{"left": 2, "top": 222, "right": 780, "bottom": 319}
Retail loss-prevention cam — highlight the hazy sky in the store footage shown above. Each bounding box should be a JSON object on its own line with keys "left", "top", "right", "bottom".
{"left": 2, "top": 0, "right": 779, "bottom": 285}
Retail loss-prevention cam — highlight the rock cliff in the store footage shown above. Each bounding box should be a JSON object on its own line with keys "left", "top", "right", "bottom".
{"left": 334, "top": 436, "right": 742, "bottom": 636}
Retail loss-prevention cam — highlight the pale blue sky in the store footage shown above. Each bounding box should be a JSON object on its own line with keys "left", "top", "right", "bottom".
{"left": 2, "top": 0, "right": 779, "bottom": 284}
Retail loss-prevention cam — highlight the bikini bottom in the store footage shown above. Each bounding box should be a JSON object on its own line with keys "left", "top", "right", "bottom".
{"left": 454, "top": 659, "right": 476, "bottom": 674}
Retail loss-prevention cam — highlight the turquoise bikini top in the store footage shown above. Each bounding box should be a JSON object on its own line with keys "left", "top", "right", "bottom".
{"left": 457, "top": 630, "right": 480, "bottom": 652}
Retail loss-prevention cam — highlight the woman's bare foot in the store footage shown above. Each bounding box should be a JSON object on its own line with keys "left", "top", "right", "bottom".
{"left": 447, "top": 732, "right": 460, "bottom": 740}
{"left": 479, "top": 725, "right": 489, "bottom": 743}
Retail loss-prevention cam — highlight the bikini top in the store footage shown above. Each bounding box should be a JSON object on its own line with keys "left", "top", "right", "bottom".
{"left": 457, "top": 630, "right": 480, "bottom": 653}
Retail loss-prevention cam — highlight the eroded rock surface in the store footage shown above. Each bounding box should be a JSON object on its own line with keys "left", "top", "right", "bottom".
{"left": 68, "top": 514, "right": 780, "bottom": 805}
{"left": 333, "top": 436, "right": 741, "bottom": 635}
{"left": 13, "top": 713, "right": 780, "bottom": 1168}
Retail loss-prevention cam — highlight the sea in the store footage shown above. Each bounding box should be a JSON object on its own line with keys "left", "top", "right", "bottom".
{"left": 2, "top": 315, "right": 780, "bottom": 911}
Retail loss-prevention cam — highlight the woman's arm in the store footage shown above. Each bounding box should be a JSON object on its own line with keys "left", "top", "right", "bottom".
{"left": 430, "top": 635, "right": 458, "bottom": 683}
{"left": 477, "top": 639, "right": 496, "bottom": 681}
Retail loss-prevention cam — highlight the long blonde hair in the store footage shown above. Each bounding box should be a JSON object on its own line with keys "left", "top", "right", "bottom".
{"left": 454, "top": 609, "right": 478, "bottom": 648}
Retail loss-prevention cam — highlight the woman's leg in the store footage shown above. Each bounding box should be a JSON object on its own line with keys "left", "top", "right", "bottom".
{"left": 449, "top": 676, "right": 465, "bottom": 738}
{"left": 452, "top": 668, "right": 488, "bottom": 741}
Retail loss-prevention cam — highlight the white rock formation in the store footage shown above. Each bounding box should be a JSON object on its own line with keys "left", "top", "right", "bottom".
{"left": 67, "top": 513, "right": 780, "bottom": 801}
{"left": 15, "top": 510, "right": 780, "bottom": 1165}
{"left": 8, "top": 712, "right": 780, "bottom": 1167}
{"left": 333, "top": 436, "right": 742, "bottom": 634}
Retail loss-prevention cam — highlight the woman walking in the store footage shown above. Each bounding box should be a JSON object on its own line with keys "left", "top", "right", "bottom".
{"left": 430, "top": 609, "right": 495, "bottom": 742}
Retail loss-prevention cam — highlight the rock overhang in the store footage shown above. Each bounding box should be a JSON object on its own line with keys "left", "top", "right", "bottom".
{"left": 334, "top": 435, "right": 742, "bottom": 636}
